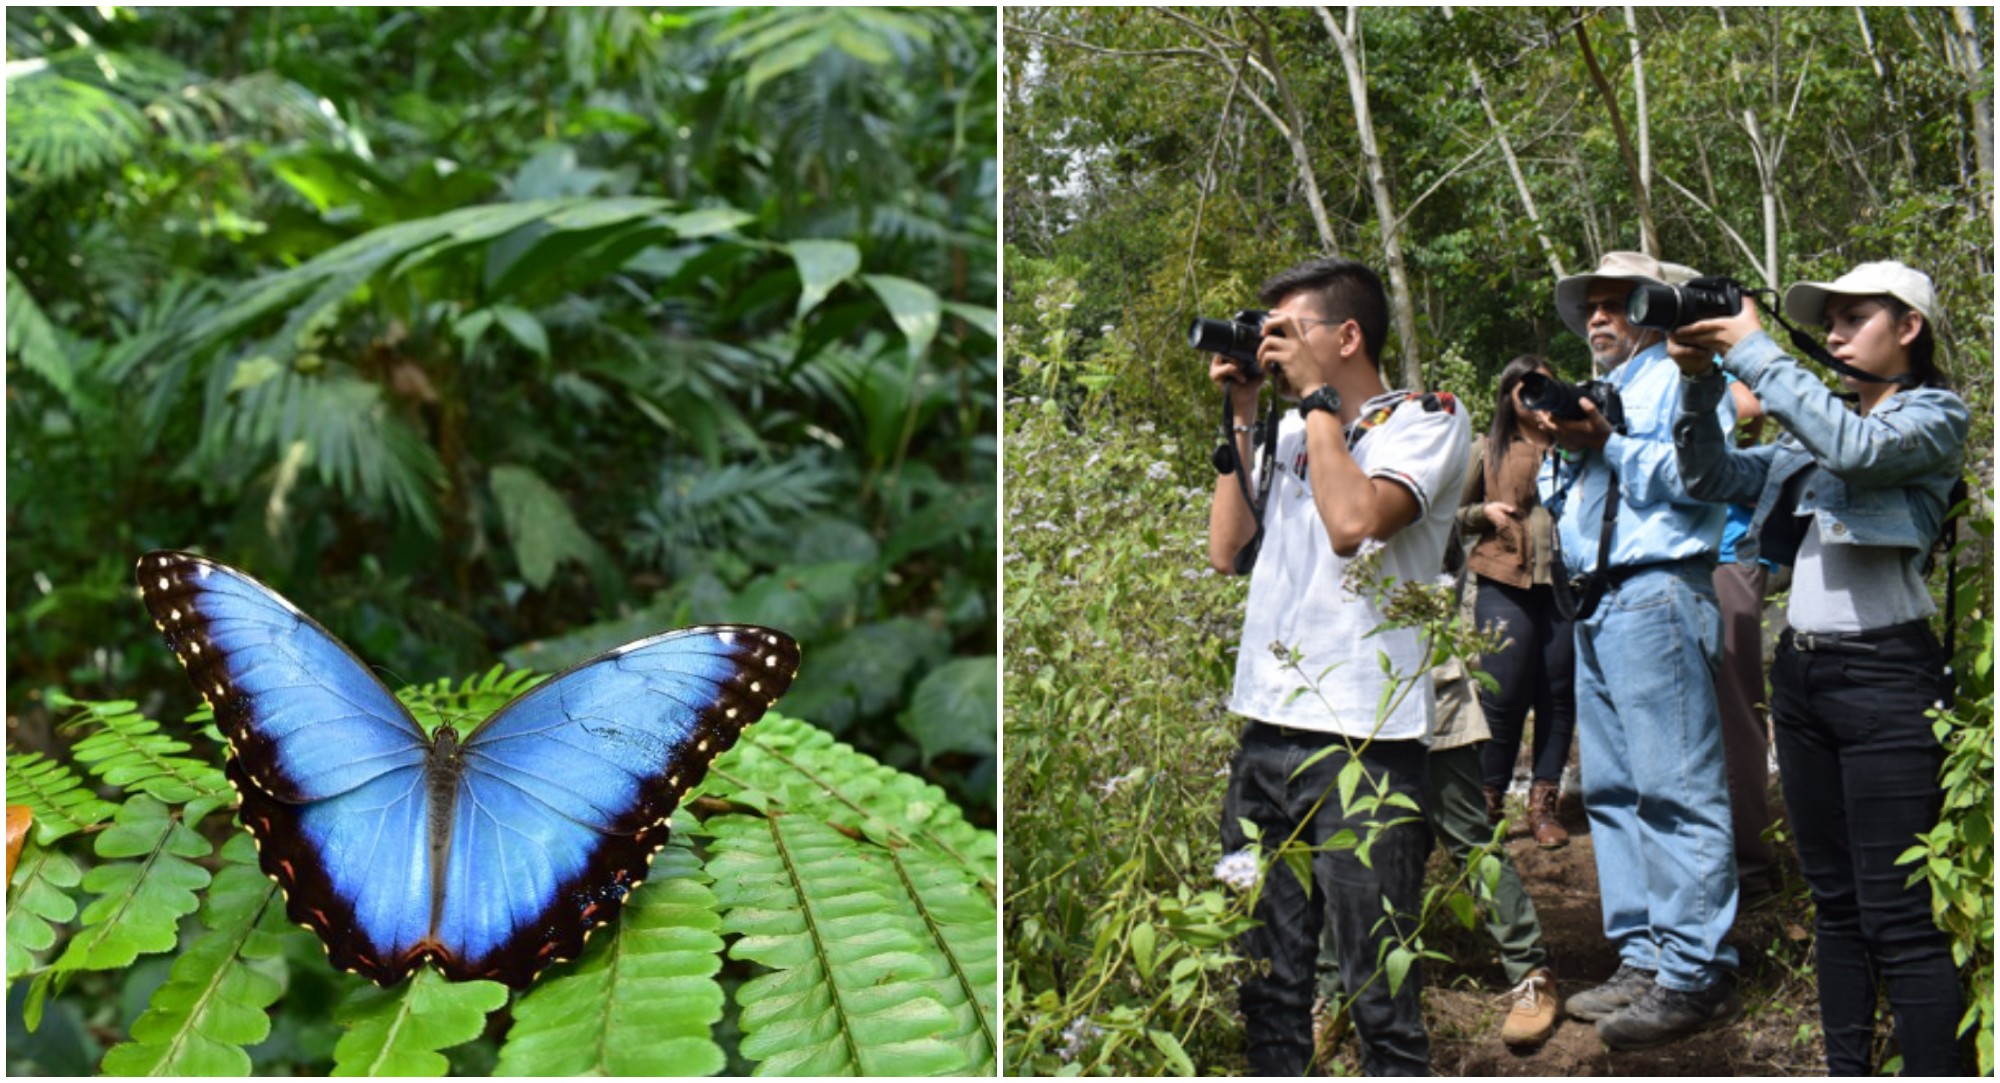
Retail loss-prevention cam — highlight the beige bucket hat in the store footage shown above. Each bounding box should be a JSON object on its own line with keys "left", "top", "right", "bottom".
{"left": 1554, "top": 251, "right": 1702, "bottom": 337}
{"left": 1783, "top": 260, "right": 1938, "bottom": 329}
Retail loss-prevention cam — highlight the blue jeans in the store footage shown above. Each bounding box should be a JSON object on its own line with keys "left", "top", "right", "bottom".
{"left": 1573, "top": 561, "right": 1739, "bottom": 991}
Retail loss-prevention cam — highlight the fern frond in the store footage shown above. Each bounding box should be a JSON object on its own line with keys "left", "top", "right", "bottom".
{"left": 98, "top": 834, "right": 292, "bottom": 1075}
{"left": 55, "top": 695, "right": 230, "bottom": 804}
{"left": 27, "top": 794, "right": 220, "bottom": 1028}
{"left": 495, "top": 836, "right": 728, "bottom": 1076}
{"left": 5, "top": 750, "right": 118, "bottom": 843}
{"left": 221, "top": 370, "right": 446, "bottom": 537}
{"left": 330, "top": 967, "right": 510, "bottom": 1076}
{"left": 3, "top": 66, "right": 147, "bottom": 184}
{"left": 708, "top": 812, "right": 977, "bottom": 1075}
{"left": 627, "top": 453, "right": 845, "bottom": 572}
{"left": 883, "top": 844, "right": 998, "bottom": 1072}
{"left": 6, "top": 269, "right": 76, "bottom": 402}
{"left": 6, "top": 842, "right": 83, "bottom": 982}
{"left": 720, "top": 715, "right": 997, "bottom": 895}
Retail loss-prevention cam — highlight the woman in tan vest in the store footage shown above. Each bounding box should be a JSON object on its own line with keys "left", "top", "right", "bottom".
{"left": 1458, "top": 356, "right": 1576, "bottom": 847}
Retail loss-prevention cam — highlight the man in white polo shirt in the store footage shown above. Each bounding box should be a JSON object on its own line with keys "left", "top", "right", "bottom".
{"left": 1208, "top": 257, "right": 1471, "bottom": 1076}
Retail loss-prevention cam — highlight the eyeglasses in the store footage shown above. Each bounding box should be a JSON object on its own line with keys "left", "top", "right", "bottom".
{"left": 1575, "top": 298, "right": 1626, "bottom": 321}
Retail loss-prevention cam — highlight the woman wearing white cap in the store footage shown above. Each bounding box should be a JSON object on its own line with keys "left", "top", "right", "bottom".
{"left": 1665, "top": 260, "right": 1968, "bottom": 1076}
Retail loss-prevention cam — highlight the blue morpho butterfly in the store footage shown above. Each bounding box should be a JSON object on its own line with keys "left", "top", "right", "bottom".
{"left": 135, "top": 550, "right": 799, "bottom": 988}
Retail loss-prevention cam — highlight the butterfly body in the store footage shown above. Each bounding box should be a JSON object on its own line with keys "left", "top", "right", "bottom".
{"left": 136, "top": 550, "right": 798, "bottom": 988}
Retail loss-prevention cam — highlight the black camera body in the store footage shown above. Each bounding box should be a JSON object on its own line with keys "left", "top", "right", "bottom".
{"left": 1625, "top": 275, "right": 1746, "bottom": 331}
{"left": 1188, "top": 309, "right": 1269, "bottom": 378}
{"left": 1519, "top": 370, "right": 1627, "bottom": 433}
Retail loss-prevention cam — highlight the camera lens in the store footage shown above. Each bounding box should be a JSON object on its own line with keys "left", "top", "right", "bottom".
{"left": 1625, "top": 283, "right": 1678, "bottom": 330}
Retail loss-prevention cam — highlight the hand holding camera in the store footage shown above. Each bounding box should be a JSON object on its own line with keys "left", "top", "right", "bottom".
{"left": 1665, "top": 293, "right": 1764, "bottom": 376}
{"left": 1193, "top": 310, "right": 1269, "bottom": 417}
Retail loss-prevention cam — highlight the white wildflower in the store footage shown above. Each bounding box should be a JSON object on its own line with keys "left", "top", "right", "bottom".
{"left": 1058, "top": 1017, "right": 1103, "bottom": 1062}
{"left": 1214, "top": 849, "right": 1261, "bottom": 892}
{"left": 1146, "top": 461, "right": 1171, "bottom": 482}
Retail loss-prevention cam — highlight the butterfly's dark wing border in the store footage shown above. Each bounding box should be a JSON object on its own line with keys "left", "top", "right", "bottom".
{"left": 137, "top": 550, "right": 436, "bottom": 985}
{"left": 434, "top": 625, "right": 800, "bottom": 987}
{"left": 134, "top": 550, "right": 428, "bottom": 803}
{"left": 229, "top": 758, "right": 431, "bottom": 986}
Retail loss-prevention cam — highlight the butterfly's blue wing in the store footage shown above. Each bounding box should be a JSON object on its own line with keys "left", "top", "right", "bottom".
{"left": 433, "top": 626, "right": 799, "bottom": 985}
{"left": 135, "top": 551, "right": 428, "bottom": 802}
{"left": 137, "top": 550, "right": 438, "bottom": 984}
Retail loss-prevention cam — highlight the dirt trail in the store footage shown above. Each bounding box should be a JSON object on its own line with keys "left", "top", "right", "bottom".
{"left": 1326, "top": 790, "right": 1829, "bottom": 1076}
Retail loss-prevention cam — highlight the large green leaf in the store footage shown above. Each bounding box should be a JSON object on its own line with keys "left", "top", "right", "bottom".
{"left": 899, "top": 657, "right": 998, "bottom": 762}
{"left": 489, "top": 463, "right": 607, "bottom": 590}
{"left": 861, "top": 274, "right": 943, "bottom": 361}
{"left": 786, "top": 239, "right": 862, "bottom": 321}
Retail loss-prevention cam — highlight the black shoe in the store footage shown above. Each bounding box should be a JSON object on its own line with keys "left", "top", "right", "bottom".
{"left": 1596, "top": 976, "right": 1741, "bottom": 1051}
{"left": 1566, "top": 962, "right": 1655, "bottom": 1021}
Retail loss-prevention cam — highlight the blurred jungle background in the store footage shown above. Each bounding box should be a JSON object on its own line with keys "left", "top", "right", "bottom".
{"left": 8, "top": 5, "right": 995, "bottom": 1074}
{"left": 1003, "top": 6, "right": 1991, "bottom": 1076}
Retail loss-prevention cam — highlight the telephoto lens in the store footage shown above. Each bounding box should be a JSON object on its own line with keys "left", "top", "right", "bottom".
{"left": 1625, "top": 277, "right": 1743, "bottom": 331}
{"left": 1187, "top": 309, "right": 1269, "bottom": 375}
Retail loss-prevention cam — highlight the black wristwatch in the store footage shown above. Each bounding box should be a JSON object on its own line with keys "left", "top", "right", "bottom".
{"left": 1296, "top": 386, "right": 1341, "bottom": 420}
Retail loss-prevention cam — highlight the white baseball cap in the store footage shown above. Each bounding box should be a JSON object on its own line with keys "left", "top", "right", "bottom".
{"left": 1554, "top": 251, "right": 1703, "bottom": 337}
{"left": 1784, "top": 261, "right": 1938, "bottom": 329}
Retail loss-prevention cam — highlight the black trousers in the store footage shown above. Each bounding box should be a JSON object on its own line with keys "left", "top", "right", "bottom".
{"left": 1770, "top": 626, "right": 1965, "bottom": 1076}
{"left": 1220, "top": 723, "right": 1430, "bottom": 1076}
{"left": 1473, "top": 577, "right": 1576, "bottom": 788}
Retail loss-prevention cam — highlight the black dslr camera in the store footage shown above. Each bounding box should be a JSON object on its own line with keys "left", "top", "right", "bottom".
{"left": 1519, "top": 371, "right": 1627, "bottom": 433}
{"left": 1188, "top": 309, "right": 1269, "bottom": 378}
{"left": 1625, "top": 275, "right": 1746, "bottom": 331}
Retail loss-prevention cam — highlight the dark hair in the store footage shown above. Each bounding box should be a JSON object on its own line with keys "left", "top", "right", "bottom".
{"left": 1257, "top": 257, "right": 1390, "bottom": 369}
{"left": 1486, "top": 355, "right": 1551, "bottom": 484}
{"left": 1878, "top": 296, "right": 1949, "bottom": 389}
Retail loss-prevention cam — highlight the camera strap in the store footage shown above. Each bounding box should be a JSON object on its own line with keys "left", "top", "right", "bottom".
{"left": 1215, "top": 391, "right": 1281, "bottom": 574}
{"left": 1757, "top": 293, "right": 1922, "bottom": 392}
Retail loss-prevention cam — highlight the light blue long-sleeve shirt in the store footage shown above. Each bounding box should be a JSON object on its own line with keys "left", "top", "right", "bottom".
{"left": 1538, "top": 342, "right": 1735, "bottom": 576}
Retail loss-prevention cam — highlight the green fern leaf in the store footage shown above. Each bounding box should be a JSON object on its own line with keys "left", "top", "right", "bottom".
{"left": 494, "top": 835, "right": 727, "bottom": 1075}
{"left": 47, "top": 794, "right": 219, "bottom": 976}
{"left": 6, "top": 270, "right": 75, "bottom": 401}
{"left": 99, "top": 834, "right": 291, "bottom": 1075}
{"left": 720, "top": 715, "right": 997, "bottom": 894}
{"left": 709, "top": 813, "right": 978, "bottom": 1076}
{"left": 6, "top": 842, "right": 84, "bottom": 982}
{"left": 24, "top": 794, "right": 222, "bottom": 1028}
{"left": 5, "top": 750, "right": 119, "bottom": 843}
{"left": 331, "top": 967, "right": 510, "bottom": 1076}
{"left": 56, "top": 695, "right": 230, "bottom": 804}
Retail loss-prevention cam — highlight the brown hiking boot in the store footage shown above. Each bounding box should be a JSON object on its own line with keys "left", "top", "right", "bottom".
{"left": 1501, "top": 967, "right": 1560, "bottom": 1048}
{"left": 1529, "top": 779, "right": 1568, "bottom": 849}
{"left": 1483, "top": 784, "right": 1506, "bottom": 827}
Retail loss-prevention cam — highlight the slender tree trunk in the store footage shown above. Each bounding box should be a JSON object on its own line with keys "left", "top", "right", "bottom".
{"left": 1951, "top": 6, "right": 1995, "bottom": 230}
{"left": 1450, "top": 6, "right": 1566, "bottom": 281}
{"left": 1855, "top": 7, "right": 1921, "bottom": 178}
{"left": 1574, "top": 9, "right": 1659, "bottom": 256}
{"left": 1624, "top": 6, "right": 1652, "bottom": 215}
{"left": 1315, "top": 5, "right": 1424, "bottom": 391}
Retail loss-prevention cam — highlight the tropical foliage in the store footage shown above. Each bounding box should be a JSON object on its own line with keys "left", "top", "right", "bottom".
{"left": 7, "top": 5, "right": 996, "bottom": 1075}
{"left": 1004, "top": 5, "right": 1992, "bottom": 1074}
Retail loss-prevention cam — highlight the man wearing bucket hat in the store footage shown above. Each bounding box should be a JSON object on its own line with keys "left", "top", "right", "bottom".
{"left": 1530, "top": 251, "right": 1742, "bottom": 1051}
{"left": 1666, "top": 260, "right": 1968, "bottom": 1075}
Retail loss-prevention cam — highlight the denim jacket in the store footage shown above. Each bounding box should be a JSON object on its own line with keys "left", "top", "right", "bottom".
{"left": 1673, "top": 330, "right": 1969, "bottom": 571}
